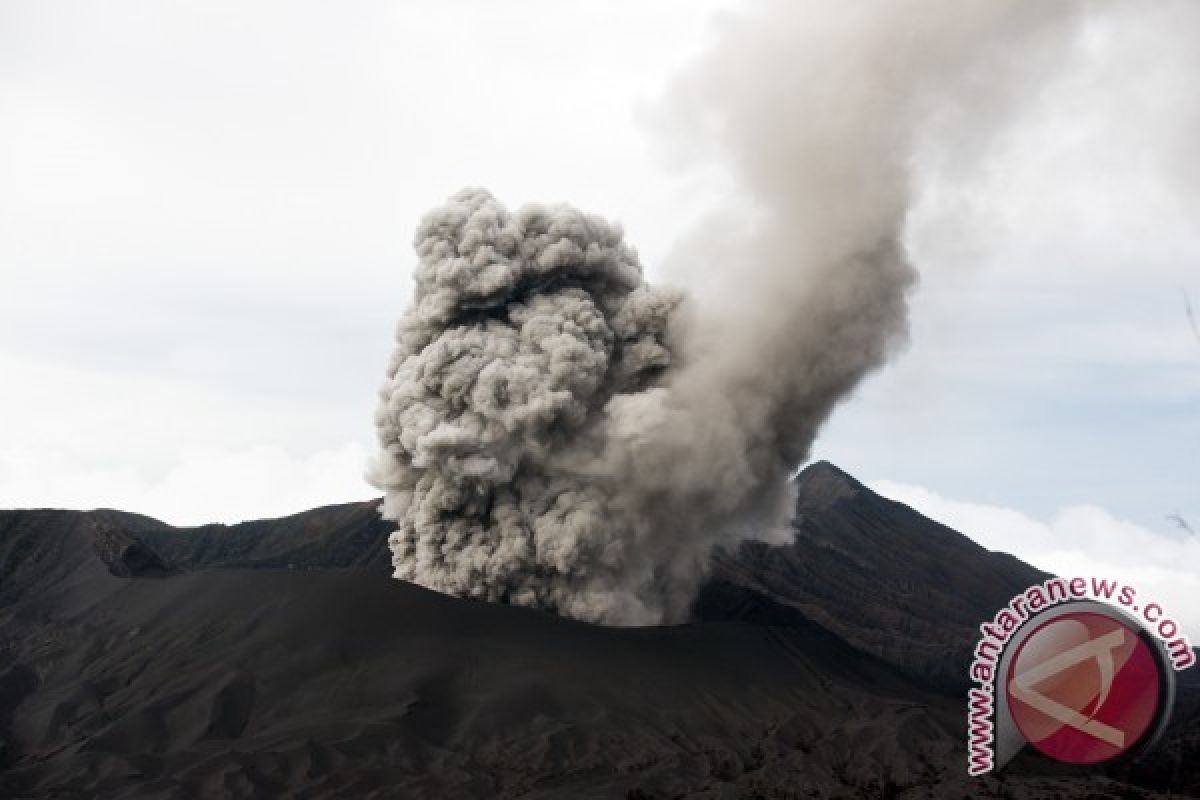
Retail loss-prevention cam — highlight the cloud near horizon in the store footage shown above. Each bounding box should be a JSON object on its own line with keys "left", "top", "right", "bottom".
{"left": 0, "top": 441, "right": 371, "bottom": 527}
{"left": 871, "top": 479, "right": 1200, "bottom": 640}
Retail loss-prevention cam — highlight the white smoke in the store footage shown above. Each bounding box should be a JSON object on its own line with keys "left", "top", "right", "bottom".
{"left": 371, "top": 1, "right": 1095, "bottom": 624}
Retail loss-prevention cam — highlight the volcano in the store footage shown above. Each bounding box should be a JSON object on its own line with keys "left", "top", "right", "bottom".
{"left": 1, "top": 462, "right": 1196, "bottom": 798}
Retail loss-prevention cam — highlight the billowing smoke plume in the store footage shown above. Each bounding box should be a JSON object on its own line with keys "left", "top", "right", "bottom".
{"left": 371, "top": 1, "right": 1088, "bottom": 624}
{"left": 370, "top": 191, "right": 688, "bottom": 623}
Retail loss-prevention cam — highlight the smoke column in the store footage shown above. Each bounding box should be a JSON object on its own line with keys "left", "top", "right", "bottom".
{"left": 371, "top": 1, "right": 1088, "bottom": 624}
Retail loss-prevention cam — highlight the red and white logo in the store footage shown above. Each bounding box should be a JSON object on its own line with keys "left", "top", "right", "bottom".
{"left": 968, "top": 579, "right": 1193, "bottom": 775}
{"left": 1006, "top": 611, "right": 1163, "bottom": 764}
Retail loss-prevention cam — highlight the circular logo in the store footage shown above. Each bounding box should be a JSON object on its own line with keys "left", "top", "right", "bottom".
{"left": 1005, "top": 610, "right": 1164, "bottom": 764}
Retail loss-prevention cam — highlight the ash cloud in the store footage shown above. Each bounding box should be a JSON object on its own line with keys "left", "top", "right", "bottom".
{"left": 370, "top": 190, "right": 686, "bottom": 623}
{"left": 371, "top": 1, "right": 1089, "bottom": 624}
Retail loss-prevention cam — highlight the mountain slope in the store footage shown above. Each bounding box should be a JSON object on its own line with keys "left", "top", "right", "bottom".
{"left": 2, "top": 567, "right": 971, "bottom": 798}
{"left": 701, "top": 462, "right": 1047, "bottom": 691}
{"left": 0, "top": 462, "right": 1195, "bottom": 798}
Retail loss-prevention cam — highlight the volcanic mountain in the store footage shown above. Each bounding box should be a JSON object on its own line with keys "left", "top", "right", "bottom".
{"left": 1, "top": 462, "right": 1196, "bottom": 798}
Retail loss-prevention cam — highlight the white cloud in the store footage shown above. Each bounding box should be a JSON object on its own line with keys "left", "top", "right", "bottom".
{"left": 0, "top": 440, "right": 372, "bottom": 526}
{"left": 870, "top": 479, "right": 1200, "bottom": 639}
{"left": 0, "top": 351, "right": 377, "bottom": 524}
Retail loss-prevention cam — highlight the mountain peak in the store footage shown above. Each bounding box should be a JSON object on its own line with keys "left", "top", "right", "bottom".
{"left": 794, "top": 459, "right": 864, "bottom": 509}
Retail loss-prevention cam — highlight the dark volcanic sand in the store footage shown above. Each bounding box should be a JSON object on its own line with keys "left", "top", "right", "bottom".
{"left": 1, "top": 463, "right": 1196, "bottom": 798}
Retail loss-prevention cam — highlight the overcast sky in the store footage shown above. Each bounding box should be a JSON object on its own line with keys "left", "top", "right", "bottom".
{"left": 1, "top": 2, "right": 1196, "bottom": 630}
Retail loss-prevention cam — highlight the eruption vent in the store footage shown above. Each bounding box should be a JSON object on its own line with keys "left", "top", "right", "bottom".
{"left": 372, "top": 1, "right": 1090, "bottom": 624}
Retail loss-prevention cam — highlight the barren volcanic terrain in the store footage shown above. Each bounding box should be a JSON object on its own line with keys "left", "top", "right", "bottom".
{"left": 1, "top": 463, "right": 1196, "bottom": 798}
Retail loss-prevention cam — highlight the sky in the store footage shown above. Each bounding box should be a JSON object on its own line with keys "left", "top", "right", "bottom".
{"left": 1, "top": 2, "right": 1197, "bottom": 630}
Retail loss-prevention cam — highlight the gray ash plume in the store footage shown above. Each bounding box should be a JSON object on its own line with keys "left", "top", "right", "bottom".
{"left": 371, "top": 2, "right": 1091, "bottom": 623}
